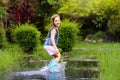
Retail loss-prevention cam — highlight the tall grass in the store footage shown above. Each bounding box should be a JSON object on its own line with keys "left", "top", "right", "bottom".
{"left": 74, "top": 42, "right": 119, "bottom": 49}
{"left": 0, "top": 44, "right": 23, "bottom": 71}
{"left": 98, "top": 49, "right": 120, "bottom": 80}
{"left": 0, "top": 44, "right": 23, "bottom": 79}
{"left": 0, "top": 43, "right": 50, "bottom": 72}
{"left": 73, "top": 42, "right": 120, "bottom": 79}
{"left": 0, "top": 51, "right": 14, "bottom": 71}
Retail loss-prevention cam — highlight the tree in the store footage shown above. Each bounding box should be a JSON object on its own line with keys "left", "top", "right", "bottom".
{"left": 30, "top": 0, "right": 61, "bottom": 33}
{"left": 90, "top": 0, "right": 120, "bottom": 41}
{"left": 58, "top": 0, "right": 120, "bottom": 41}
{"left": 58, "top": 0, "right": 120, "bottom": 17}
{"left": 58, "top": 0, "right": 91, "bottom": 16}
{"left": 0, "top": 5, "right": 8, "bottom": 48}
{"left": 107, "top": 13, "right": 120, "bottom": 41}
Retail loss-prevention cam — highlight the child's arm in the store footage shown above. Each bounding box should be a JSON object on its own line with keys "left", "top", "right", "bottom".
{"left": 50, "top": 29, "right": 59, "bottom": 53}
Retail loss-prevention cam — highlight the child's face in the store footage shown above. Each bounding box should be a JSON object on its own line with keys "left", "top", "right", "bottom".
{"left": 53, "top": 16, "right": 61, "bottom": 27}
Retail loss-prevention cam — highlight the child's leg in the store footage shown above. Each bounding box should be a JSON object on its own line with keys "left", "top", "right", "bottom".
{"left": 48, "top": 59, "right": 59, "bottom": 72}
{"left": 48, "top": 52, "right": 61, "bottom": 72}
{"left": 53, "top": 52, "right": 61, "bottom": 61}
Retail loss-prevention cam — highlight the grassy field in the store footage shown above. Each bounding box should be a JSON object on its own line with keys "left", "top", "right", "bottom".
{"left": 73, "top": 42, "right": 120, "bottom": 80}
{"left": 98, "top": 49, "right": 120, "bottom": 80}
{"left": 0, "top": 42, "right": 120, "bottom": 80}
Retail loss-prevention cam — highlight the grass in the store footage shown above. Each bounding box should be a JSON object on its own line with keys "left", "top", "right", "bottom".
{"left": 0, "top": 43, "right": 50, "bottom": 79}
{"left": 98, "top": 49, "right": 120, "bottom": 80}
{"left": 0, "top": 43, "right": 50, "bottom": 71}
{"left": 0, "top": 44, "right": 23, "bottom": 79}
{"left": 0, "top": 44, "right": 22, "bottom": 71}
{"left": 72, "top": 42, "right": 120, "bottom": 80}
{"left": 70, "top": 42, "right": 120, "bottom": 56}
{"left": 74, "top": 42, "right": 119, "bottom": 49}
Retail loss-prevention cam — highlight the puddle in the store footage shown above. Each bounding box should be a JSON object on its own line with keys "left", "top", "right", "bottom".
{"left": 6, "top": 71, "right": 66, "bottom": 80}
{"left": 1, "top": 59, "right": 99, "bottom": 80}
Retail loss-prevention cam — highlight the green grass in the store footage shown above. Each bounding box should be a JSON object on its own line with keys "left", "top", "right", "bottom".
{"left": 0, "top": 43, "right": 50, "bottom": 79}
{"left": 71, "top": 42, "right": 120, "bottom": 56}
{"left": 72, "top": 42, "right": 120, "bottom": 80}
{"left": 98, "top": 49, "right": 120, "bottom": 80}
{"left": 0, "top": 43, "right": 50, "bottom": 71}
{"left": 0, "top": 44, "right": 23, "bottom": 79}
{"left": 0, "top": 44, "right": 22, "bottom": 71}
{"left": 74, "top": 42, "right": 119, "bottom": 49}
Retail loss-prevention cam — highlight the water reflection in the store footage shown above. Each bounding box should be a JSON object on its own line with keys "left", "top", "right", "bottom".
{"left": 47, "top": 71, "right": 66, "bottom": 80}
{"left": 7, "top": 71, "right": 66, "bottom": 80}
{"left": 7, "top": 62, "right": 66, "bottom": 80}
{"left": 3, "top": 60, "right": 99, "bottom": 80}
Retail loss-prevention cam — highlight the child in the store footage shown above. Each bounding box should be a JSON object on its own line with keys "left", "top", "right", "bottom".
{"left": 43, "top": 14, "right": 61, "bottom": 72}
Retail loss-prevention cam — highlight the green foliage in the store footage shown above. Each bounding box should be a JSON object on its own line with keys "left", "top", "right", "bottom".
{"left": 47, "top": 0, "right": 54, "bottom": 5}
{"left": 89, "top": 0, "right": 120, "bottom": 16}
{"left": 89, "top": 0, "right": 120, "bottom": 29}
{"left": 58, "top": 0, "right": 120, "bottom": 17}
{"left": 0, "top": 5, "right": 8, "bottom": 19}
{"left": 0, "top": 6, "right": 8, "bottom": 45}
{"left": 87, "top": 34, "right": 96, "bottom": 40}
{"left": 58, "top": 19, "right": 79, "bottom": 52}
{"left": 87, "top": 31, "right": 105, "bottom": 40}
{"left": 99, "top": 49, "right": 120, "bottom": 80}
{"left": 58, "top": 0, "right": 91, "bottom": 16}
{"left": 26, "top": 0, "right": 61, "bottom": 33}
{"left": 108, "top": 14, "right": 120, "bottom": 34}
{"left": 92, "top": 16, "right": 104, "bottom": 30}
{"left": 0, "top": 52, "right": 14, "bottom": 71}
{"left": 0, "top": 28, "right": 4, "bottom": 48}
{"left": 0, "top": 44, "right": 22, "bottom": 71}
{"left": 95, "top": 31, "right": 105, "bottom": 39}
{"left": 44, "top": 23, "right": 52, "bottom": 31}
{"left": 13, "top": 24, "right": 41, "bottom": 53}
{"left": 0, "top": 26, "right": 7, "bottom": 49}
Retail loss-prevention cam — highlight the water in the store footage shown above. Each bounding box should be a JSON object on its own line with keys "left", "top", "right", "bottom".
{"left": 7, "top": 71, "right": 66, "bottom": 80}
{"left": 1, "top": 59, "right": 99, "bottom": 80}
{"left": 4, "top": 62, "right": 66, "bottom": 80}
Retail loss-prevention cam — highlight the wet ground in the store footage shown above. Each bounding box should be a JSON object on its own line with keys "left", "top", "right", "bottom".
{"left": 2, "top": 54, "right": 99, "bottom": 80}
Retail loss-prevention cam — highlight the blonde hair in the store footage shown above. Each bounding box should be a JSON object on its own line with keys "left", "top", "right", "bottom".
{"left": 51, "top": 14, "right": 60, "bottom": 26}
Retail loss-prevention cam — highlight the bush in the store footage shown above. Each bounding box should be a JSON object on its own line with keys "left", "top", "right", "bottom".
{"left": 0, "top": 26, "right": 7, "bottom": 49}
{"left": 13, "top": 24, "right": 40, "bottom": 53}
{"left": 86, "top": 31, "right": 105, "bottom": 43}
{"left": 87, "top": 34, "right": 96, "bottom": 40}
{"left": 58, "top": 19, "right": 79, "bottom": 52}
{"left": 95, "top": 31, "right": 105, "bottom": 39}
{"left": 87, "top": 31, "right": 105, "bottom": 40}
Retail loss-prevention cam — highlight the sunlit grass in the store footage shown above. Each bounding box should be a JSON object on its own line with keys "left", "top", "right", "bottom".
{"left": 74, "top": 42, "right": 120, "bottom": 50}
{"left": 0, "top": 44, "right": 23, "bottom": 79}
{"left": 0, "top": 44, "right": 22, "bottom": 71}
{"left": 98, "top": 49, "right": 120, "bottom": 80}
{"left": 0, "top": 43, "right": 50, "bottom": 72}
{"left": 73, "top": 42, "right": 120, "bottom": 79}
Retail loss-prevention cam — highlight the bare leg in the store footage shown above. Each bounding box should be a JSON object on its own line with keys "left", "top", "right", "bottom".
{"left": 52, "top": 52, "right": 61, "bottom": 61}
